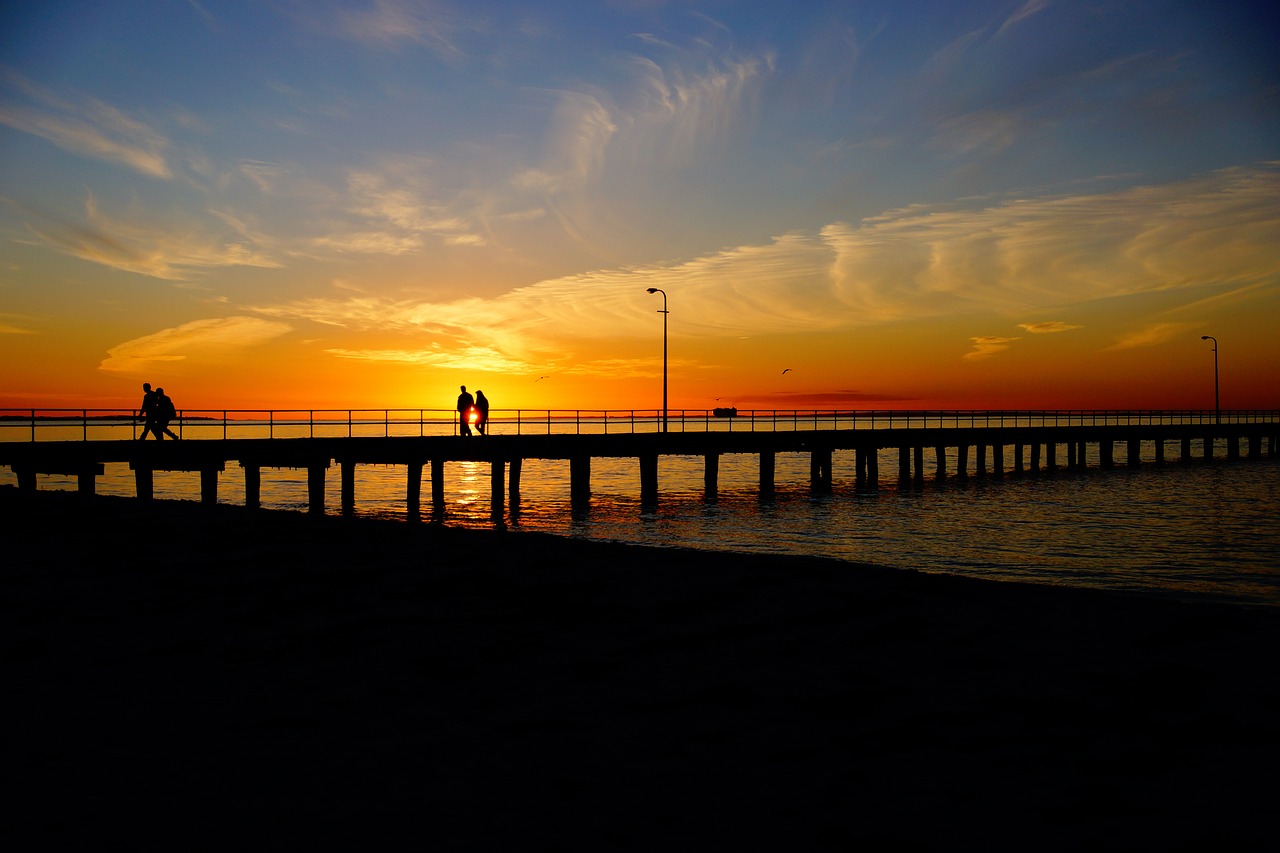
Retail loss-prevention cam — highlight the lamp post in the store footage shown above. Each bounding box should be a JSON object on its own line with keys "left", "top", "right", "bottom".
{"left": 1200, "top": 335, "right": 1219, "bottom": 424}
{"left": 646, "top": 287, "right": 668, "bottom": 432}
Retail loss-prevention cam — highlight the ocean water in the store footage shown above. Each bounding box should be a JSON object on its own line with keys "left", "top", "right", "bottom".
{"left": 5, "top": 439, "right": 1278, "bottom": 608}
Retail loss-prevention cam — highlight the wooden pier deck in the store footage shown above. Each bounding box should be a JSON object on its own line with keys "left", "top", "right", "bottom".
{"left": 3, "top": 409, "right": 1277, "bottom": 516}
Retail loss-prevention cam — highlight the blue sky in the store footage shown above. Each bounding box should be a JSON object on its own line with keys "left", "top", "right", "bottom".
{"left": 1, "top": 1, "right": 1277, "bottom": 410}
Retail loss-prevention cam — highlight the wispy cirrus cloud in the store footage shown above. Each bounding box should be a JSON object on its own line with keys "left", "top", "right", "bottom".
{"left": 99, "top": 317, "right": 292, "bottom": 373}
{"left": 0, "top": 72, "right": 173, "bottom": 179}
{"left": 324, "top": 156, "right": 489, "bottom": 251}
{"left": 296, "top": 0, "right": 465, "bottom": 57}
{"left": 1018, "top": 321, "right": 1082, "bottom": 334}
{"left": 247, "top": 164, "right": 1280, "bottom": 373}
{"left": 965, "top": 336, "right": 1020, "bottom": 360}
{"left": 17, "top": 193, "right": 280, "bottom": 280}
{"left": 1105, "top": 322, "right": 1195, "bottom": 351}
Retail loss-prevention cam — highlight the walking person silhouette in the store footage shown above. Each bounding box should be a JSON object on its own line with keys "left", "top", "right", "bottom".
{"left": 456, "top": 385, "right": 475, "bottom": 436}
{"left": 474, "top": 390, "right": 489, "bottom": 435}
{"left": 154, "top": 387, "right": 180, "bottom": 440}
{"left": 137, "top": 382, "right": 159, "bottom": 440}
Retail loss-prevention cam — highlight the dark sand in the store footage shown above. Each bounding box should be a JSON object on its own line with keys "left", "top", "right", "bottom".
{"left": 6, "top": 486, "right": 1279, "bottom": 849}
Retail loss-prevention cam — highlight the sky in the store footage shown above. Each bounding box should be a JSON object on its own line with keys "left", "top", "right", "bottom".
{"left": 1, "top": 1, "right": 1278, "bottom": 414}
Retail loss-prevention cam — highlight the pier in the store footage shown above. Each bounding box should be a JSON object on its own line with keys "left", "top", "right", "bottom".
{"left": 2, "top": 409, "right": 1277, "bottom": 517}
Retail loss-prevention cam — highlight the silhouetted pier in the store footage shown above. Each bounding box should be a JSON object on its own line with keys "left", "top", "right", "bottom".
{"left": 2, "top": 409, "right": 1277, "bottom": 517}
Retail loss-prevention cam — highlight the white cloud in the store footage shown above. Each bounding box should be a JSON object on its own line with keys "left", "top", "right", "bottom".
{"left": 1105, "top": 322, "right": 1194, "bottom": 351}
{"left": 21, "top": 193, "right": 281, "bottom": 280}
{"left": 1018, "top": 321, "right": 1082, "bottom": 334}
{"left": 965, "top": 336, "right": 1020, "bottom": 360}
{"left": 0, "top": 74, "right": 173, "bottom": 178}
{"left": 100, "top": 317, "right": 292, "bottom": 373}
{"left": 248, "top": 165, "right": 1280, "bottom": 369}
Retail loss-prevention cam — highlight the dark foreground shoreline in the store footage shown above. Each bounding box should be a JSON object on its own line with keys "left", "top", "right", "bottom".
{"left": 7, "top": 486, "right": 1279, "bottom": 849}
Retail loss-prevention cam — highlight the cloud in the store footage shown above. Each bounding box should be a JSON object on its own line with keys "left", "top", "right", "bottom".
{"left": 1104, "top": 322, "right": 1195, "bottom": 351}
{"left": 100, "top": 317, "right": 292, "bottom": 373}
{"left": 326, "top": 344, "right": 534, "bottom": 374}
{"left": 0, "top": 73, "right": 173, "bottom": 178}
{"left": 994, "top": 0, "right": 1050, "bottom": 39}
{"left": 330, "top": 156, "right": 488, "bottom": 249}
{"left": 300, "top": 0, "right": 465, "bottom": 57}
{"left": 20, "top": 193, "right": 281, "bottom": 280}
{"left": 965, "top": 336, "right": 1020, "bottom": 360}
{"left": 248, "top": 164, "right": 1280, "bottom": 371}
{"left": 824, "top": 164, "right": 1280, "bottom": 320}
{"left": 1018, "top": 321, "right": 1082, "bottom": 334}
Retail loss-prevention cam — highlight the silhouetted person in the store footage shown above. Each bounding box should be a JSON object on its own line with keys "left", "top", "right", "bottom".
{"left": 474, "top": 390, "right": 489, "bottom": 435}
{"left": 456, "top": 385, "right": 475, "bottom": 436}
{"left": 137, "top": 382, "right": 159, "bottom": 440}
{"left": 154, "top": 387, "right": 180, "bottom": 440}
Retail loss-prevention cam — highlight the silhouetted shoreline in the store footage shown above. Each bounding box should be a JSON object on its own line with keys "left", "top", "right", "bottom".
{"left": 7, "top": 485, "right": 1279, "bottom": 849}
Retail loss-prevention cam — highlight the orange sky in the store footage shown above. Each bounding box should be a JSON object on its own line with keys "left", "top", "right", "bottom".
{"left": 2, "top": 3, "right": 1278, "bottom": 414}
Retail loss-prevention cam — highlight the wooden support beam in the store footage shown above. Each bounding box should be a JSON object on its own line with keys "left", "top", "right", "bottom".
{"left": 509, "top": 458, "right": 523, "bottom": 505}
{"left": 308, "top": 463, "right": 327, "bottom": 514}
{"left": 135, "top": 465, "right": 154, "bottom": 501}
{"left": 200, "top": 467, "right": 219, "bottom": 505}
{"left": 759, "top": 451, "right": 775, "bottom": 495}
{"left": 570, "top": 455, "right": 591, "bottom": 506}
{"left": 491, "top": 460, "right": 505, "bottom": 518}
{"left": 244, "top": 465, "right": 261, "bottom": 509}
{"left": 639, "top": 453, "right": 658, "bottom": 506}
{"left": 407, "top": 462, "right": 422, "bottom": 515}
{"left": 810, "top": 448, "right": 832, "bottom": 492}
{"left": 431, "top": 458, "right": 445, "bottom": 515}
{"left": 704, "top": 453, "right": 719, "bottom": 499}
{"left": 341, "top": 460, "right": 356, "bottom": 515}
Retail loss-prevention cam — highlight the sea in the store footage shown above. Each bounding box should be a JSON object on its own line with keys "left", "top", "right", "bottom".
{"left": 4, "top": 433, "right": 1278, "bottom": 609}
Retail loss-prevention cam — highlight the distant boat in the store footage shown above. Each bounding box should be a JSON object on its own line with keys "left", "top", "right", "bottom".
{"left": 713, "top": 407, "right": 738, "bottom": 418}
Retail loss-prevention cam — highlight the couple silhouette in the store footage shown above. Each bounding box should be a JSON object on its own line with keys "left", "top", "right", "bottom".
{"left": 137, "top": 382, "right": 180, "bottom": 440}
{"left": 456, "top": 386, "right": 490, "bottom": 436}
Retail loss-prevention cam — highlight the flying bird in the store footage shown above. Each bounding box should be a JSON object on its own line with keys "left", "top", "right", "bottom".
{"left": 781, "top": 368, "right": 792, "bottom": 375}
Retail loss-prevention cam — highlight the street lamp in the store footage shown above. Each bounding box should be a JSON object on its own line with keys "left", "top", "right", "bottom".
{"left": 646, "top": 287, "right": 668, "bottom": 433}
{"left": 1200, "top": 335, "right": 1219, "bottom": 424}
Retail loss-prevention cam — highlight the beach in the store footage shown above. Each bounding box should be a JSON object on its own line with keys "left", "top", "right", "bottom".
{"left": 7, "top": 485, "right": 1279, "bottom": 849}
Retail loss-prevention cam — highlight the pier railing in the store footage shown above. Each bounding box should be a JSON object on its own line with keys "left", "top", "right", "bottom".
{"left": 2, "top": 408, "right": 1276, "bottom": 442}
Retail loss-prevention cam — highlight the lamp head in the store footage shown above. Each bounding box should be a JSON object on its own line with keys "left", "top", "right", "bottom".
{"left": 1201, "top": 335, "right": 1210, "bottom": 340}
{"left": 646, "top": 288, "right": 658, "bottom": 294}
